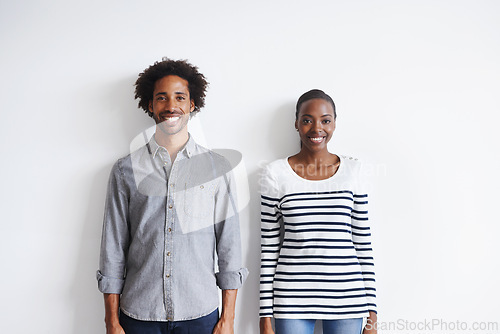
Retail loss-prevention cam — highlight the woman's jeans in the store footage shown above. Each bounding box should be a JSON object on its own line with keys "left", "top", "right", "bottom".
{"left": 119, "top": 309, "right": 219, "bottom": 334}
{"left": 274, "top": 318, "right": 363, "bottom": 334}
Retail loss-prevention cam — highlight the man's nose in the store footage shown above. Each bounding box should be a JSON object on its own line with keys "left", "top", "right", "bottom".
{"left": 164, "top": 98, "right": 176, "bottom": 111}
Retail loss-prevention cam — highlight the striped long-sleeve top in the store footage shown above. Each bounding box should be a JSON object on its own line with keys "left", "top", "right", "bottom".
{"left": 259, "top": 156, "right": 377, "bottom": 319}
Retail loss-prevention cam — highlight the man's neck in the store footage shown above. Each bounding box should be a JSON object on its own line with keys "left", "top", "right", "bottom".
{"left": 154, "top": 129, "right": 189, "bottom": 162}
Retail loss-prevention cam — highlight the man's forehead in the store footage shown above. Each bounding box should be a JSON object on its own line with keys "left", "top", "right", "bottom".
{"left": 153, "top": 75, "right": 190, "bottom": 92}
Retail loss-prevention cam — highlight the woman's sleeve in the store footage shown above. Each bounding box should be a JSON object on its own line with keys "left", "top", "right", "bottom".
{"left": 259, "top": 164, "right": 282, "bottom": 318}
{"left": 351, "top": 161, "right": 377, "bottom": 314}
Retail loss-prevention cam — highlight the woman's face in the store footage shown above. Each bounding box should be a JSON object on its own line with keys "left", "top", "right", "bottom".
{"left": 295, "top": 98, "right": 336, "bottom": 153}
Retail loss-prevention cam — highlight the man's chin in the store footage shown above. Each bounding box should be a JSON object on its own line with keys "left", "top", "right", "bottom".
{"left": 156, "top": 123, "right": 186, "bottom": 137}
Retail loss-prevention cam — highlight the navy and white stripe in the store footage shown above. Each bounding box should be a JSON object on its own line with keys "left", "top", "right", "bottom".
{"left": 260, "top": 156, "right": 376, "bottom": 320}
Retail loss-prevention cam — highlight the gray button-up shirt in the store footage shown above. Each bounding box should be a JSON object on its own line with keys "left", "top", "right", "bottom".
{"left": 97, "top": 135, "right": 248, "bottom": 321}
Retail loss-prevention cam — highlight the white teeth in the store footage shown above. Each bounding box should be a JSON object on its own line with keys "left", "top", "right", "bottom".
{"left": 310, "top": 137, "right": 323, "bottom": 142}
{"left": 164, "top": 116, "right": 180, "bottom": 122}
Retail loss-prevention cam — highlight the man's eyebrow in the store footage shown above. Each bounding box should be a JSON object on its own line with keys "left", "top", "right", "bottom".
{"left": 154, "top": 91, "right": 188, "bottom": 96}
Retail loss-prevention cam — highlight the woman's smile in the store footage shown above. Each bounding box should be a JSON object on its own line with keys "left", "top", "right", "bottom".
{"left": 308, "top": 136, "right": 326, "bottom": 144}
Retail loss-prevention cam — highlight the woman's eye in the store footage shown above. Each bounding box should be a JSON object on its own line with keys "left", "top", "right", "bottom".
{"left": 302, "top": 119, "right": 311, "bottom": 124}
{"left": 323, "top": 120, "right": 331, "bottom": 124}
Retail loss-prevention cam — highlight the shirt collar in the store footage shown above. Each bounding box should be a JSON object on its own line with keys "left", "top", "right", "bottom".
{"left": 148, "top": 133, "right": 195, "bottom": 160}
{"left": 183, "top": 134, "right": 195, "bottom": 158}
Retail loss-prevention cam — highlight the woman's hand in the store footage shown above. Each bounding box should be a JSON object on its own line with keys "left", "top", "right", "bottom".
{"left": 363, "top": 311, "right": 378, "bottom": 334}
{"left": 260, "top": 317, "right": 275, "bottom": 334}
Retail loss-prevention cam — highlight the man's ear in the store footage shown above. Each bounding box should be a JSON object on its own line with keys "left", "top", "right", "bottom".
{"left": 190, "top": 100, "right": 195, "bottom": 113}
{"left": 148, "top": 101, "right": 153, "bottom": 114}
{"left": 295, "top": 120, "right": 299, "bottom": 131}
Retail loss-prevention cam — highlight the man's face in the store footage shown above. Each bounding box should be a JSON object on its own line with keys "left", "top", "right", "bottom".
{"left": 149, "top": 75, "right": 195, "bottom": 137}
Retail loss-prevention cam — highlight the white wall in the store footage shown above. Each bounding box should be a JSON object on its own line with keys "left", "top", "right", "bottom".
{"left": 1, "top": 1, "right": 499, "bottom": 333}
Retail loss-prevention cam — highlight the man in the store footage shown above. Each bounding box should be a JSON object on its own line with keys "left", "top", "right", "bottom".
{"left": 97, "top": 58, "right": 248, "bottom": 334}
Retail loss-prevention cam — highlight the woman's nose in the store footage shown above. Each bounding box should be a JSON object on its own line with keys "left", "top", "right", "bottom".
{"left": 312, "top": 121, "right": 322, "bottom": 131}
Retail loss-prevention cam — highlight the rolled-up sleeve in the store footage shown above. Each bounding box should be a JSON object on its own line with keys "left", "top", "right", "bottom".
{"left": 215, "top": 268, "right": 249, "bottom": 290}
{"left": 96, "top": 269, "right": 124, "bottom": 294}
{"left": 97, "top": 160, "right": 130, "bottom": 294}
{"left": 213, "top": 158, "right": 249, "bottom": 290}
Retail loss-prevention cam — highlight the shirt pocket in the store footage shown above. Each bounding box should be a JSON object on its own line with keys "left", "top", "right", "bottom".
{"left": 183, "top": 181, "right": 216, "bottom": 219}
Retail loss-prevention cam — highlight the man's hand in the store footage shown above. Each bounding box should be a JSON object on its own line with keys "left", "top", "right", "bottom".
{"left": 103, "top": 294, "right": 124, "bottom": 334}
{"left": 213, "top": 289, "right": 237, "bottom": 334}
{"left": 106, "top": 321, "right": 125, "bottom": 334}
{"left": 363, "top": 311, "right": 378, "bottom": 334}
{"left": 259, "top": 317, "right": 275, "bottom": 334}
{"left": 213, "top": 317, "right": 233, "bottom": 334}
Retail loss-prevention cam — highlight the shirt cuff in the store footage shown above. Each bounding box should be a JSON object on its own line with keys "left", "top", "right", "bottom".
{"left": 96, "top": 270, "right": 125, "bottom": 294}
{"left": 215, "top": 268, "right": 249, "bottom": 290}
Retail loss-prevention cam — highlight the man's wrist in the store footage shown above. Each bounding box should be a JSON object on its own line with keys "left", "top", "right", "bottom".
{"left": 220, "top": 310, "right": 235, "bottom": 322}
{"left": 105, "top": 315, "right": 120, "bottom": 327}
{"left": 220, "top": 289, "right": 237, "bottom": 323}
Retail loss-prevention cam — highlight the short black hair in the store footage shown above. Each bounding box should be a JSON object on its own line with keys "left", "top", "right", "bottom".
{"left": 295, "top": 89, "right": 336, "bottom": 120}
{"left": 134, "top": 58, "right": 209, "bottom": 117}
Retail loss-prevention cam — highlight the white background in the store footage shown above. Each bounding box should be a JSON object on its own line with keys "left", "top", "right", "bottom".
{"left": 1, "top": 1, "right": 499, "bottom": 333}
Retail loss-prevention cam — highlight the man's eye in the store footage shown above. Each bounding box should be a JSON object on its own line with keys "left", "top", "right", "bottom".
{"left": 323, "top": 120, "right": 331, "bottom": 124}
{"left": 157, "top": 96, "right": 166, "bottom": 101}
{"left": 177, "top": 96, "right": 185, "bottom": 100}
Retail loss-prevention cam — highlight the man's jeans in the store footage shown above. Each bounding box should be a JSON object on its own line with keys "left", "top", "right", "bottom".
{"left": 119, "top": 309, "right": 219, "bottom": 334}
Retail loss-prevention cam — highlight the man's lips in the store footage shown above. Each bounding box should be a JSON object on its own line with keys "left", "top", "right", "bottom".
{"left": 163, "top": 116, "right": 180, "bottom": 122}
{"left": 159, "top": 112, "right": 183, "bottom": 124}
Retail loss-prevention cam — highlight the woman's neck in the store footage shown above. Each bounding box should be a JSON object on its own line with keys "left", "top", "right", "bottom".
{"left": 289, "top": 148, "right": 340, "bottom": 180}
{"left": 295, "top": 148, "right": 333, "bottom": 165}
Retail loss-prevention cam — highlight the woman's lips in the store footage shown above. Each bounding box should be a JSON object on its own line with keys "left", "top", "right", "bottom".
{"left": 308, "top": 136, "right": 325, "bottom": 144}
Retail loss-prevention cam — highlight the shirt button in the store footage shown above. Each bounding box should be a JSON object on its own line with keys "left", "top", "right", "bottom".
{"left": 166, "top": 274, "right": 170, "bottom": 278}
{"left": 168, "top": 204, "right": 173, "bottom": 209}
{"left": 167, "top": 252, "right": 171, "bottom": 256}
{"left": 200, "top": 185, "right": 204, "bottom": 189}
{"left": 168, "top": 228, "right": 172, "bottom": 232}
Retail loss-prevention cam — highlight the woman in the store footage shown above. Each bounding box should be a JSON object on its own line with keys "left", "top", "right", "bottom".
{"left": 259, "top": 89, "right": 377, "bottom": 334}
